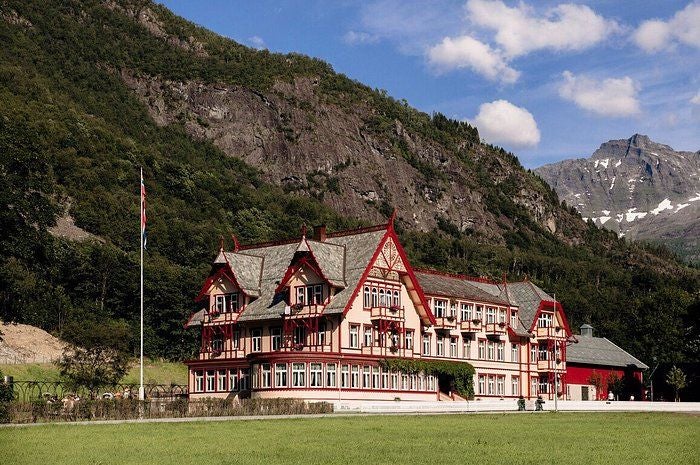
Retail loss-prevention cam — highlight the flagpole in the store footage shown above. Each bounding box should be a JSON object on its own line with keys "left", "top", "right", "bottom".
{"left": 553, "top": 292, "right": 558, "bottom": 413}
{"left": 139, "top": 167, "right": 145, "bottom": 401}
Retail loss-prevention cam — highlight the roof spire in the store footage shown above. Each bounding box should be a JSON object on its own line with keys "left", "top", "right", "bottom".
{"left": 230, "top": 234, "right": 240, "bottom": 252}
{"left": 388, "top": 208, "right": 397, "bottom": 231}
{"left": 300, "top": 223, "right": 307, "bottom": 238}
{"left": 219, "top": 235, "right": 224, "bottom": 252}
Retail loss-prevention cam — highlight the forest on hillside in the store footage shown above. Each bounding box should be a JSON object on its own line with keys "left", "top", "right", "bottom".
{"left": 0, "top": 0, "right": 697, "bottom": 366}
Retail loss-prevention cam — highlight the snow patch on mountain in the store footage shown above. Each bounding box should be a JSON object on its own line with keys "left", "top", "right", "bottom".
{"left": 650, "top": 199, "right": 673, "bottom": 215}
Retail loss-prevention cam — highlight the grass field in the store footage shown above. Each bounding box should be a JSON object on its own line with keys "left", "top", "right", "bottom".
{"left": 0, "top": 359, "right": 188, "bottom": 385}
{"left": 1, "top": 413, "right": 698, "bottom": 465}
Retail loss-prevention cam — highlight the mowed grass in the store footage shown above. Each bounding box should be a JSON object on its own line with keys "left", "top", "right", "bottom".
{"left": 0, "top": 359, "right": 187, "bottom": 385}
{"left": 1, "top": 413, "right": 698, "bottom": 465}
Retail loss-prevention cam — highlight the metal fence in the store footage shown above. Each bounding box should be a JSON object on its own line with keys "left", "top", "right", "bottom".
{"left": 6, "top": 380, "right": 188, "bottom": 402}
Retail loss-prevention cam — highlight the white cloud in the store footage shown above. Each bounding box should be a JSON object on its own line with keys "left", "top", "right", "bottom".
{"left": 465, "top": 0, "right": 621, "bottom": 58}
{"left": 247, "top": 36, "right": 266, "bottom": 50}
{"left": 691, "top": 91, "right": 700, "bottom": 105}
{"left": 558, "top": 71, "right": 641, "bottom": 118}
{"left": 472, "top": 100, "right": 540, "bottom": 147}
{"left": 343, "top": 31, "right": 379, "bottom": 45}
{"left": 633, "top": 3, "right": 700, "bottom": 52}
{"left": 427, "top": 35, "right": 520, "bottom": 83}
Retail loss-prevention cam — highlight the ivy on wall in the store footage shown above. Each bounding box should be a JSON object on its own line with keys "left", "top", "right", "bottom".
{"left": 379, "top": 358, "right": 475, "bottom": 399}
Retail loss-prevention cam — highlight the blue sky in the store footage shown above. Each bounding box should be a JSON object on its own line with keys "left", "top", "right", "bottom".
{"left": 158, "top": 0, "right": 700, "bottom": 168}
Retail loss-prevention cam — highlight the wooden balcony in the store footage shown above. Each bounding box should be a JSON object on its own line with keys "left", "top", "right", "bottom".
{"left": 203, "top": 309, "right": 241, "bottom": 326}
{"left": 433, "top": 316, "right": 457, "bottom": 331}
{"left": 485, "top": 322, "right": 508, "bottom": 337}
{"left": 459, "top": 319, "right": 482, "bottom": 333}
{"left": 370, "top": 306, "right": 405, "bottom": 322}
{"left": 537, "top": 359, "right": 565, "bottom": 372}
{"left": 283, "top": 304, "right": 325, "bottom": 320}
{"left": 534, "top": 326, "right": 566, "bottom": 340}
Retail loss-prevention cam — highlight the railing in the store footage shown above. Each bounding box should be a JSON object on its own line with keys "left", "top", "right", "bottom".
{"left": 284, "top": 304, "right": 325, "bottom": 319}
{"left": 433, "top": 316, "right": 457, "bottom": 330}
{"left": 535, "top": 326, "right": 565, "bottom": 339}
{"left": 370, "top": 306, "right": 405, "bottom": 321}
{"left": 203, "top": 309, "right": 241, "bottom": 325}
{"left": 6, "top": 380, "right": 188, "bottom": 402}
{"left": 459, "top": 319, "right": 482, "bottom": 333}
{"left": 485, "top": 322, "right": 508, "bottom": 336}
{"left": 537, "top": 359, "right": 565, "bottom": 372}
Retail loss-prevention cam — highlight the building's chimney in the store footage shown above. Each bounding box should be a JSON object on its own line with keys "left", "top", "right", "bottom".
{"left": 580, "top": 324, "right": 593, "bottom": 337}
{"left": 313, "top": 224, "right": 327, "bottom": 242}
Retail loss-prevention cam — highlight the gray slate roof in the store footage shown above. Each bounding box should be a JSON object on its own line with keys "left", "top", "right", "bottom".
{"left": 223, "top": 252, "right": 264, "bottom": 297}
{"left": 503, "top": 281, "right": 554, "bottom": 331}
{"left": 306, "top": 239, "right": 346, "bottom": 288}
{"left": 568, "top": 335, "right": 648, "bottom": 369}
{"left": 414, "top": 271, "right": 509, "bottom": 306}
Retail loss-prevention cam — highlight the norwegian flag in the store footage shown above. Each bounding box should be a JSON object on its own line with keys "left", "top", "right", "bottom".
{"left": 141, "top": 170, "right": 147, "bottom": 249}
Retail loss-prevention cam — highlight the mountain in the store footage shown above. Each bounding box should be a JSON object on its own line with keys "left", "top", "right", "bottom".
{"left": 536, "top": 135, "right": 700, "bottom": 263}
{"left": 0, "top": 0, "right": 697, "bottom": 365}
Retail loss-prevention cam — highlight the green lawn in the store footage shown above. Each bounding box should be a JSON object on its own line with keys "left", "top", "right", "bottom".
{"left": 1, "top": 413, "right": 698, "bottom": 465}
{"left": 0, "top": 359, "right": 187, "bottom": 385}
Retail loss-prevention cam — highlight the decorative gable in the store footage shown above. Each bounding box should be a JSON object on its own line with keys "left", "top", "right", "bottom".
{"left": 373, "top": 237, "right": 406, "bottom": 272}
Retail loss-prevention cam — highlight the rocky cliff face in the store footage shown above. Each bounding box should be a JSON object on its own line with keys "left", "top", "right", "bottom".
{"left": 536, "top": 135, "right": 700, "bottom": 261}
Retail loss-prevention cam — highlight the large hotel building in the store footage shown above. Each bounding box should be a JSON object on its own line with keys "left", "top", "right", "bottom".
{"left": 185, "top": 219, "right": 574, "bottom": 402}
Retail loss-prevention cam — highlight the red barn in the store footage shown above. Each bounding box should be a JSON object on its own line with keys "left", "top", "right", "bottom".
{"left": 566, "top": 324, "right": 648, "bottom": 401}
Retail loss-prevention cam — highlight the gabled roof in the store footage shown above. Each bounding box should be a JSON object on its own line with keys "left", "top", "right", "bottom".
{"left": 504, "top": 281, "right": 550, "bottom": 329}
{"left": 413, "top": 270, "right": 509, "bottom": 306}
{"left": 223, "top": 252, "right": 264, "bottom": 296}
{"left": 568, "top": 335, "right": 648, "bottom": 369}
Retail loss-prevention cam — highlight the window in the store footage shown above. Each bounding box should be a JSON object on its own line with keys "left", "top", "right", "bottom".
{"left": 449, "top": 303, "right": 457, "bottom": 318}
{"left": 497, "top": 376, "right": 505, "bottom": 396}
{"left": 313, "top": 285, "right": 323, "bottom": 304}
{"left": 427, "top": 375, "right": 435, "bottom": 391}
{"left": 310, "top": 363, "right": 323, "bottom": 387}
{"left": 194, "top": 370, "right": 203, "bottom": 392}
{"left": 497, "top": 342, "right": 504, "bottom": 361}
{"left": 475, "top": 305, "right": 483, "bottom": 320}
{"left": 511, "top": 344, "right": 519, "bottom": 363}
{"left": 372, "top": 367, "right": 380, "bottom": 389}
{"left": 392, "top": 290, "right": 400, "bottom": 307}
{"left": 217, "top": 369, "right": 227, "bottom": 391}
{"left": 434, "top": 299, "right": 447, "bottom": 318}
{"left": 531, "top": 377, "right": 538, "bottom": 396}
{"left": 240, "top": 369, "right": 249, "bottom": 390}
{"left": 463, "top": 338, "right": 471, "bottom": 359}
{"left": 206, "top": 370, "right": 215, "bottom": 392}
{"left": 261, "top": 364, "right": 271, "bottom": 388}
{"left": 488, "top": 376, "right": 495, "bottom": 395}
{"left": 362, "top": 366, "right": 370, "bottom": 388}
{"left": 364, "top": 326, "right": 373, "bottom": 347}
{"left": 296, "top": 284, "right": 324, "bottom": 306}
{"left": 381, "top": 372, "right": 388, "bottom": 389}
{"left": 294, "top": 326, "right": 306, "bottom": 346}
{"left": 229, "top": 369, "right": 239, "bottom": 391}
{"left": 391, "top": 372, "right": 398, "bottom": 390}
{"left": 436, "top": 337, "right": 444, "bottom": 356}
{"left": 349, "top": 324, "right": 359, "bottom": 348}
{"left": 341, "top": 365, "right": 349, "bottom": 388}
{"left": 296, "top": 286, "right": 305, "bottom": 305}
{"left": 292, "top": 363, "right": 306, "bottom": 387}
{"left": 530, "top": 345, "right": 537, "bottom": 362}
{"left": 539, "top": 342, "right": 549, "bottom": 361}
{"left": 539, "top": 375, "right": 549, "bottom": 394}
{"left": 487, "top": 341, "right": 494, "bottom": 360}
{"left": 498, "top": 309, "right": 506, "bottom": 324}
{"left": 215, "top": 293, "right": 239, "bottom": 313}
{"left": 252, "top": 329, "right": 262, "bottom": 352}
{"left": 422, "top": 334, "right": 430, "bottom": 356}
{"left": 417, "top": 375, "right": 423, "bottom": 391}
{"left": 363, "top": 286, "right": 371, "bottom": 308}
{"left": 351, "top": 365, "right": 359, "bottom": 388}
{"left": 450, "top": 337, "right": 458, "bottom": 358}
{"left": 232, "top": 330, "right": 240, "bottom": 350}
{"left": 318, "top": 322, "right": 327, "bottom": 346}
{"left": 460, "top": 303, "right": 472, "bottom": 322}
{"left": 275, "top": 363, "right": 287, "bottom": 388}
{"left": 511, "top": 376, "right": 520, "bottom": 396}
{"left": 378, "top": 288, "right": 387, "bottom": 307}
{"left": 271, "top": 327, "right": 282, "bottom": 351}
{"left": 405, "top": 330, "right": 413, "bottom": 352}
{"left": 538, "top": 313, "right": 553, "bottom": 328}
{"left": 486, "top": 307, "right": 496, "bottom": 324}
{"left": 211, "top": 334, "right": 223, "bottom": 353}
{"left": 326, "top": 363, "right": 337, "bottom": 387}
{"left": 510, "top": 310, "right": 517, "bottom": 328}
{"left": 478, "top": 341, "right": 485, "bottom": 359}
{"left": 371, "top": 288, "right": 378, "bottom": 307}
{"left": 478, "top": 375, "right": 486, "bottom": 395}
{"left": 401, "top": 374, "right": 408, "bottom": 390}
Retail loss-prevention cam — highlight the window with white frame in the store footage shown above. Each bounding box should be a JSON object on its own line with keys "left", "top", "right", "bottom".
{"left": 292, "top": 363, "right": 306, "bottom": 387}
{"left": 450, "top": 337, "right": 458, "bottom": 358}
{"left": 463, "top": 338, "right": 471, "bottom": 359}
{"left": 401, "top": 374, "right": 408, "bottom": 390}
{"left": 497, "top": 376, "right": 505, "bottom": 396}
{"left": 437, "top": 337, "right": 444, "bottom": 356}
{"left": 475, "top": 305, "right": 483, "bottom": 320}
{"left": 351, "top": 365, "right": 359, "bottom": 388}
{"left": 428, "top": 375, "right": 435, "bottom": 391}
{"left": 449, "top": 303, "right": 457, "bottom": 318}
{"left": 460, "top": 303, "right": 473, "bottom": 321}
{"left": 497, "top": 342, "right": 504, "bottom": 361}
{"left": 378, "top": 288, "right": 388, "bottom": 307}
{"left": 531, "top": 377, "right": 538, "bottom": 396}
{"left": 478, "top": 340, "right": 485, "bottom": 359}
{"left": 512, "top": 344, "right": 519, "bottom": 362}
{"left": 511, "top": 376, "right": 520, "bottom": 396}
{"left": 392, "top": 290, "right": 400, "bottom": 307}
{"left": 275, "top": 363, "right": 287, "bottom": 388}
{"left": 206, "top": 370, "right": 215, "bottom": 392}
{"left": 487, "top": 341, "right": 494, "bottom": 360}
{"left": 530, "top": 345, "right": 537, "bottom": 362}
{"left": 310, "top": 363, "right": 322, "bottom": 387}
{"left": 538, "top": 312, "right": 553, "bottom": 328}
{"left": 211, "top": 334, "right": 223, "bottom": 353}
{"left": 271, "top": 327, "right": 281, "bottom": 351}
{"left": 214, "top": 292, "right": 239, "bottom": 313}
{"left": 417, "top": 374, "right": 423, "bottom": 391}
{"left": 294, "top": 326, "right": 306, "bottom": 346}
{"left": 381, "top": 372, "right": 388, "bottom": 389}
{"left": 371, "top": 288, "right": 378, "bottom": 307}
{"left": 240, "top": 369, "right": 249, "bottom": 390}
{"left": 261, "top": 364, "right": 271, "bottom": 388}
{"left": 349, "top": 324, "right": 359, "bottom": 348}
{"left": 405, "top": 330, "right": 413, "bottom": 352}
{"left": 486, "top": 307, "right": 496, "bottom": 324}
{"left": 510, "top": 310, "right": 518, "bottom": 328}
{"left": 363, "top": 326, "right": 373, "bottom": 347}
{"left": 229, "top": 369, "right": 239, "bottom": 391}
{"left": 251, "top": 329, "right": 262, "bottom": 352}
{"left": 362, "top": 366, "right": 370, "bottom": 388}
{"left": 498, "top": 309, "right": 506, "bottom": 323}
{"left": 363, "top": 286, "right": 371, "bottom": 308}
{"left": 538, "top": 342, "right": 549, "bottom": 361}
{"left": 478, "top": 375, "right": 486, "bottom": 395}
{"left": 326, "top": 363, "right": 337, "bottom": 387}
{"left": 372, "top": 367, "right": 380, "bottom": 389}
{"left": 318, "top": 322, "right": 327, "bottom": 346}
{"left": 488, "top": 375, "right": 495, "bottom": 395}
{"left": 232, "top": 330, "right": 240, "bottom": 350}
{"left": 217, "top": 369, "right": 227, "bottom": 391}
{"left": 434, "top": 299, "right": 447, "bottom": 318}
{"left": 422, "top": 334, "right": 430, "bottom": 355}
{"left": 194, "top": 370, "right": 203, "bottom": 392}
{"left": 296, "top": 284, "right": 324, "bottom": 306}
{"left": 341, "top": 365, "right": 349, "bottom": 388}
{"left": 391, "top": 372, "right": 398, "bottom": 390}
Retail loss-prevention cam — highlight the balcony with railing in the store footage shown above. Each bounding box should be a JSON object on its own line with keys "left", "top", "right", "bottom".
{"left": 283, "top": 304, "right": 325, "bottom": 320}
{"left": 370, "top": 305, "right": 405, "bottom": 322}
{"left": 535, "top": 325, "right": 566, "bottom": 340}
{"left": 537, "top": 358, "right": 565, "bottom": 372}
{"left": 203, "top": 307, "right": 242, "bottom": 326}
{"left": 485, "top": 321, "right": 508, "bottom": 337}
{"left": 433, "top": 316, "right": 457, "bottom": 331}
{"left": 459, "top": 319, "right": 482, "bottom": 333}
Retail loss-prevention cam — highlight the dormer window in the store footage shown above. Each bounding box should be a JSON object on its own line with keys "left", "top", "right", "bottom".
{"left": 434, "top": 299, "right": 447, "bottom": 318}
{"left": 295, "top": 284, "right": 324, "bottom": 306}
{"left": 214, "top": 293, "right": 239, "bottom": 313}
{"left": 537, "top": 313, "right": 553, "bottom": 328}
{"left": 510, "top": 310, "right": 517, "bottom": 328}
